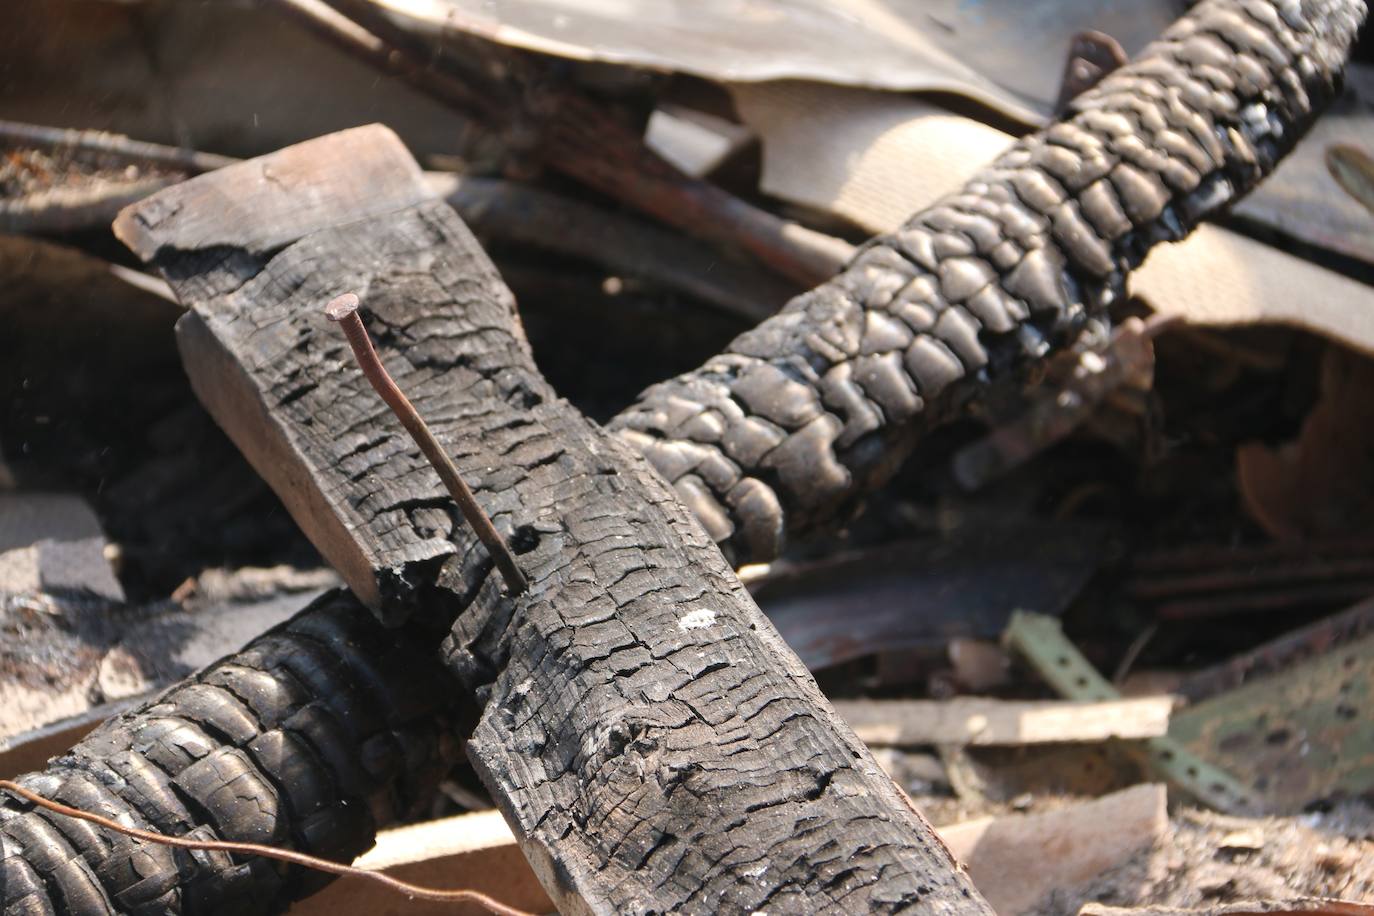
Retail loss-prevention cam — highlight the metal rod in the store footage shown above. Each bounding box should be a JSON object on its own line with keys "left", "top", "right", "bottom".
{"left": 325, "top": 292, "right": 529, "bottom": 596}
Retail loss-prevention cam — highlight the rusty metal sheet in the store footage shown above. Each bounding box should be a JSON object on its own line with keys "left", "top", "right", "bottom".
{"left": 371, "top": 0, "right": 1178, "bottom": 123}
{"left": 1004, "top": 612, "right": 1257, "bottom": 815}
{"left": 1169, "top": 632, "right": 1374, "bottom": 814}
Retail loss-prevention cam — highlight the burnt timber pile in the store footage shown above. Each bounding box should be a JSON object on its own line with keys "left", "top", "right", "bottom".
{"left": 0, "top": 0, "right": 1372, "bottom": 914}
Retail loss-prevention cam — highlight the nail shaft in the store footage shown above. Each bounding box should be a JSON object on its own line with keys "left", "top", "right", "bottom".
{"left": 325, "top": 292, "right": 528, "bottom": 596}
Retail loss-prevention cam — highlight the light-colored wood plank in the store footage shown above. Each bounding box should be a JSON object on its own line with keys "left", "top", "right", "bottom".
{"left": 289, "top": 811, "right": 553, "bottom": 916}
{"left": 835, "top": 696, "right": 1174, "bottom": 746}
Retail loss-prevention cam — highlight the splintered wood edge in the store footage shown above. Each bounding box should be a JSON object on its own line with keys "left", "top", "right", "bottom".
{"left": 115, "top": 124, "right": 435, "bottom": 611}
{"left": 112, "top": 124, "right": 430, "bottom": 260}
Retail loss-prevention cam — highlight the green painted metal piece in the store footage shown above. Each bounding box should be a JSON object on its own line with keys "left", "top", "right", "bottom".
{"left": 1169, "top": 631, "right": 1374, "bottom": 814}
{"left": 1004, "top": 611, "right": 1257, "bottom": 814}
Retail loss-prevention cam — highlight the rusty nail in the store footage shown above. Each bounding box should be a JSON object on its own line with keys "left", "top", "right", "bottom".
{"left": 325, "top": 292, "right": 529, "bottom": 596}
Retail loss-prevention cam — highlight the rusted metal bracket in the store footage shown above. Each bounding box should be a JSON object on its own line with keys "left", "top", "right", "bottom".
{"left": 1004, "top": 611, "right": 1256, "bottom": 814}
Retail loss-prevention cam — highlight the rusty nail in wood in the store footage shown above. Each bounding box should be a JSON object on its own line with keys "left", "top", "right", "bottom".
{"left": 325, "top": 292, "right": 529, "bottom": 596}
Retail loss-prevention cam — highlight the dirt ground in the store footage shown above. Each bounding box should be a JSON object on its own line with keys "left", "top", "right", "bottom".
{"left": 1029, "top": 803, "right": 1374, "bottom": 913}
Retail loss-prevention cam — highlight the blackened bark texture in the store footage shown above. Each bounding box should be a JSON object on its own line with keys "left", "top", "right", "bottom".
{"left": 0, "top": 590, "right": 459, "bottom": 915}
{"left": 609, "top": 0, "right": 1366, "bottom": 565}
{"left": 115, "top": 126, "right": 990, "bottom": 915}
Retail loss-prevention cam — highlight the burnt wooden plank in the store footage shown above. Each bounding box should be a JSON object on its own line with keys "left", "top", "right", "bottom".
{"left": 115, "top": 125, "right": 989, "bottom": 915}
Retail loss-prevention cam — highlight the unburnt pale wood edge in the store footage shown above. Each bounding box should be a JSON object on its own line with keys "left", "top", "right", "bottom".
{"left": 834, "top": 696, "right": 1175, "bottom": 746}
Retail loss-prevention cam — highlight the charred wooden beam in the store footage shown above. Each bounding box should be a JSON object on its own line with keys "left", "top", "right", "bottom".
{"left": 0, "top": 591, "right": 460, "bottom": 915}
{"left": 112, "top": 126, "right": 988, "bottom": 914}
{"left": 609, "top": 0, "right": 1366, "bottom": 564}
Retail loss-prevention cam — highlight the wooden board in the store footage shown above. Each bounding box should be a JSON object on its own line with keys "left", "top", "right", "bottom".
{"left": 289, "top": 811, "right": 554, "bottom": 916}
{"left": 835, "top": 697, "right": 1173, "bottom": 747}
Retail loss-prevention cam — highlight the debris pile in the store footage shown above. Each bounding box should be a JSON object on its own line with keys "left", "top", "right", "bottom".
{"left": 1, "top": 1, "right": 1371, "bottom": 913}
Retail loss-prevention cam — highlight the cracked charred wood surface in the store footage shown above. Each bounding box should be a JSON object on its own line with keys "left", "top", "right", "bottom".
{"left": 0, "top": 590, "right": 459, "bottom": 915}
{"left": 609, "top": 0, "right": 1366, "bottom": 565}
{"left": 115, "top": 126, "right": 989, "bottom": 915}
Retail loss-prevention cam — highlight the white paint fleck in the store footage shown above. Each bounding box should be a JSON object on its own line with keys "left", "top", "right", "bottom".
{"left": 1080, "top": 351, "right": 1107, "bottom": 374}
{"left": 678, "top": 608, "right": 717, "bottom": 631}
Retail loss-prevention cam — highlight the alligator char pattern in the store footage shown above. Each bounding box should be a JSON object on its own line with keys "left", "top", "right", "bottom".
{"left": 610, "top": 0, "right": 1366, "bottom": 565}
{"left": 0, "top": 591, "right": 457, "bottom": 916}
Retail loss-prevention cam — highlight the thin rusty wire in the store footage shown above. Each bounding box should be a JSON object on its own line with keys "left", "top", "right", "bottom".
{"left": 0, "top": 780, "right": 535, "bottom": 916}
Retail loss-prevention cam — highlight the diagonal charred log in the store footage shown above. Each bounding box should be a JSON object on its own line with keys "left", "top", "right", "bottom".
{"left": 110, "top": 127, "right": 989, "bottom": 914}
{"left": 609, "top": 0, "right": 1366, "bottom": 565}
{"left": 0, "top": 591, "right": 460, "bottom": 915}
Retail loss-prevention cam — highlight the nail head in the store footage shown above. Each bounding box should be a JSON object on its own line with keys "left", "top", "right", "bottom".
{"left": 324, "top": 292, "right": 360, "bottom": 322}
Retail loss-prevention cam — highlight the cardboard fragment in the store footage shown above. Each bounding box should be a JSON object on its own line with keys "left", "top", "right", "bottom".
{"left": 287, "top": 810, "right": 554, "bottom": 916}
{"left": 1233, "top": 65, "right": 1374, "bottom": 267}
{"left": 369, "top": 0, "right": 1176, "bottom": 123}
{"left": 942, "top": 784, "right": 1168, "bottom": 915}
